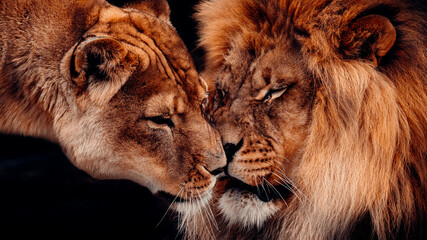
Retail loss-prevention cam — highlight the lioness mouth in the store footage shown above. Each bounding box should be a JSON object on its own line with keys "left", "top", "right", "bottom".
{"left": 222, "top": 177, "right": 292, "bottom": 203}
{"left": 157, "top": 191, "right": 187, "bottom": 204}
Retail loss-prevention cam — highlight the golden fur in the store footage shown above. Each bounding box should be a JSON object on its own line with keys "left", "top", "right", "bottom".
{"left": 180, "top": 0, "right": 427, "bottom": 239}
{"left": 0, "top": 0, "right": 226, "bottom": 208}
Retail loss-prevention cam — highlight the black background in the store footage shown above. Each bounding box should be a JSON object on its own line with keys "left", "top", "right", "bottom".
{"left": 0, "top": 0, "right": 202, "bottom": 239}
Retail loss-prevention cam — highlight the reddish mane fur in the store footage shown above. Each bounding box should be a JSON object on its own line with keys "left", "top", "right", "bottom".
{"left": 182, "top": 0, "right": 427, "bottom": 239}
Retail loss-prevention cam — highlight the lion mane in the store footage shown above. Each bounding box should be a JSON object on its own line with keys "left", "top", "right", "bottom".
{"left": 181, "top": 0, "right": 427, "bottom": 239}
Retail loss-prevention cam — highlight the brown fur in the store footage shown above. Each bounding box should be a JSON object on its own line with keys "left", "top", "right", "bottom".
{"left": 181, "top": 0, "right": 427, "bottom": 239}
{"left": 0, "top": 0, "right": 226, "bottom": 204}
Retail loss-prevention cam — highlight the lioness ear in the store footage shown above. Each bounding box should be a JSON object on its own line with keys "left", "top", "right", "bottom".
{"left": 72, "top": 37, "right": 132, "bottom": 105}
{"left": 123, "top": 0, "right": 170, "bottom": 22}
{"left": 341, "top": 15, "right": 396, "bottom": 66}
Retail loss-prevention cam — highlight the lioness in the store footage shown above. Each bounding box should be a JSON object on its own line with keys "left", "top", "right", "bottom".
{"left": 0, "top": 0, "right": 226, "bottom": 207}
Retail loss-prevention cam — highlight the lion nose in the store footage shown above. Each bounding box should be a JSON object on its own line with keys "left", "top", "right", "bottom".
{"left": 223, "top": 138, "right": 243, "bottom": 164}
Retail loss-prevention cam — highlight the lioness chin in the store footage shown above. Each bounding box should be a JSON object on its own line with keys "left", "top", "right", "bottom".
{"left": 0, "top": 0, "right": 226, "bottom": 209}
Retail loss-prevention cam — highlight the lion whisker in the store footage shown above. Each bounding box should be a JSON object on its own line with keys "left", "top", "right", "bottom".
{"left": 269, "top": 171, "right": 304, "bottom": 203}
{"left": 260, "top": 176, "right": 270, "bottom": 199}
{"left": 272, "top": 159, "right": 310, "bottom": 202}
{"left": 265, "top": 178, "right": 288, "bottom": 207}
{"left": 276, "top": 154, "right": 291, "bottom": 163}
{"left": 251, "top": 173, "right": 262, "bottom": 197}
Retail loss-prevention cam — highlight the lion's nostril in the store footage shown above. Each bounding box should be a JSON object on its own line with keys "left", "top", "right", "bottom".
{"left": 223, "top": 138, "right": 244, "bottom": 164}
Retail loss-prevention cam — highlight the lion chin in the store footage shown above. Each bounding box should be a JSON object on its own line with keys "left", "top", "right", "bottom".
{"left": 218, "top": 188, "right": 280, "bottom": 229}
{"left": 179, "top": 0, "right": 427, "bottom": 239}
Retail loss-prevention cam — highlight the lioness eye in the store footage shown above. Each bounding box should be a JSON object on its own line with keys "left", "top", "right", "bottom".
{"left": 147, "top": 116, "right": 174, "bottom": 128}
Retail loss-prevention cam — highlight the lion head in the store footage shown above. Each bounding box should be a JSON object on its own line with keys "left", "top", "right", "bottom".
{"left": 179, "top": 0, "right": 426, "bottom": 239}
{"left": 0, "top": 0, "right": 226, "bottom": 210}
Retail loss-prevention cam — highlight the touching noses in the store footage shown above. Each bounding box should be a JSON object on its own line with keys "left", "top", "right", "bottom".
{"left": 204, "top": 130, "right": 227, "bottom": 176}
{"left": 222, "top": 138, "right": 243, "bottom": 175}
{"left": 205, "top": 148, "right": 227, "bottom": 176}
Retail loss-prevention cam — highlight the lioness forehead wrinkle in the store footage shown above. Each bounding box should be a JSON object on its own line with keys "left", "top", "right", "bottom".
{"left": 174, "top": 96, "right": 185, "bottom": 114}
{"left": 99, "top": 6, "right": 128, "bottom": 22}
{"left": 144, "top": 94, "right": 174, "bottom": 116}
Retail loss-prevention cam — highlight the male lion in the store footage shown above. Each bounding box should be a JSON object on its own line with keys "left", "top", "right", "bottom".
{"left": 180, "top": 0, "right": 427, "bottom": 239}
{"left": 0, "top": 0, "right": 226, "bottom": 209}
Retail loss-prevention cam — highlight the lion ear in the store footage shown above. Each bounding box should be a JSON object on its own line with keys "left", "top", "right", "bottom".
{"left": 72, "top": 37, "right": 134, "bottom": 105}
{"left": 341, "top": 15, "right": 396, "bottom": 66}
{"left": 123, "top": 0, "right": 170, "bottom": 22}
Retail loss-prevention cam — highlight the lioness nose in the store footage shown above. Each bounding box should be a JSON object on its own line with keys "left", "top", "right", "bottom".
{"left": 210, "top": 167, "right": 224, "bottom": 176}
{"left": 204, "top": 144, "right": 227, "bottom": 175}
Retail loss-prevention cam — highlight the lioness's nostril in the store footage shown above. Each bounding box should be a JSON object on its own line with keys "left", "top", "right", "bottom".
{"left": 223, "top": 138, "right": 243, "bottom": 164}
{"left": 210, "top": 167, "right": 224, "bottom": 176}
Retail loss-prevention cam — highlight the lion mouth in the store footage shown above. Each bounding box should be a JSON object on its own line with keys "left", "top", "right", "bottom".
{"left": 222, "top": 176, "right": 292, "bottom": 203}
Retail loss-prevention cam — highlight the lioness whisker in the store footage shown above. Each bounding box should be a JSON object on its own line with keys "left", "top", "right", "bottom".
{"left": 205, "top": 191, "right": 219, "bottom": 231}
{"left": 156, "top": 186, "right": 185, "bottom": 228}
{"left": 197, "top": 189, "right": 216, "bottom": 239}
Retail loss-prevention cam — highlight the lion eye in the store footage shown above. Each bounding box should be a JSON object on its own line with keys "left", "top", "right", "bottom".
{"left": 201, "top": 96, "right": 209, "bottom": 111}
{"left": 218, "top": 89, "right": 226, "bottom": 99}
{"left": 213, "top": 88, "right": 227, "bottom": 112}
{"left": 257, "top": 87, "right": 287, "bottom": 102}
{"left": 147, "top": 116, "right": 174, "bottom": 128}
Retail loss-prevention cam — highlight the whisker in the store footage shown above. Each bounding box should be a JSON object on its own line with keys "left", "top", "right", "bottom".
{"left": 258, "top": 174, "right": 270, "bottom": 202}
{"left": 271, "top": 159, "right": 310, "bottom": 202}
{"left": 276, "top": 154, "right": 291, "bottom": 163}
{"left": 264, "top": 178, "right": 288, "bottom": 207}
{"left": 176, "top": 189, "right": 185, "bottom": 239}
{"left": 269, "top": 171, "right": 303, "bottom": 202}
{"left": 156, "top": 186, "right": 185, "bottom": 228}
{"left": 260, "top": 175, "right": 269, "bottom": 197}
{"left": 204, "top": 192, "right": 219, "bottom": 231}
{"left": 191, "top": 191, "right": 196, "bottom": 239}
{"left": 253, "top": 173, "right": 260, "bottom": 194}
{"left": 251, "top": 159, "right": 306, "bottom": 203}
{"left": 196, "top": 189, "right": 216, "bottom": 240}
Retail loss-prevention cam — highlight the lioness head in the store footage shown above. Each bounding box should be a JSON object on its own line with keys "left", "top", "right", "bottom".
{"left": 53, "top": 1, "right": 225, "bottom": 205}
